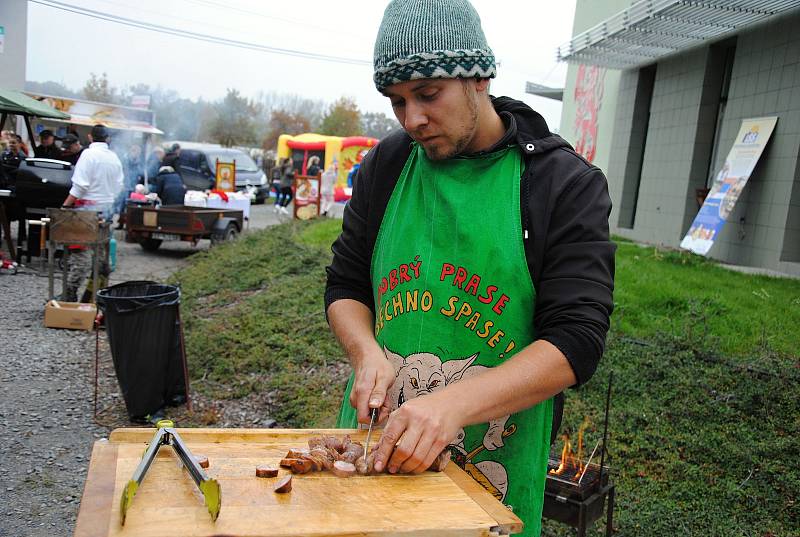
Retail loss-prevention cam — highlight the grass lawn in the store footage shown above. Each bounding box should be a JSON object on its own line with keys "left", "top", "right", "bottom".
{"left": 170, "top": 221, "right": 799, "bottom": 537}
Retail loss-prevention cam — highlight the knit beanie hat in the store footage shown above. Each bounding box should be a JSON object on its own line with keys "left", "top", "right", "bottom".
{"left": 373, "top": 0, "right": 496, "bottom": 93}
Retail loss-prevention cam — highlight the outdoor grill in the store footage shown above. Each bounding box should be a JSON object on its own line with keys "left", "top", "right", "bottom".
{"left": 542, "top": 373, "right": 615, "bottom": 537}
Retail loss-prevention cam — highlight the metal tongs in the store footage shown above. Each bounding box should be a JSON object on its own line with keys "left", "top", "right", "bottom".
{"left": 120, "top": 420, "right": 221, "bottom": 525}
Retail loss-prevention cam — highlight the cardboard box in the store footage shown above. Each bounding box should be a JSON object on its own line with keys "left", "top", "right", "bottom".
{"left": 44, "top": 300, "right": 97, "bottom": 331}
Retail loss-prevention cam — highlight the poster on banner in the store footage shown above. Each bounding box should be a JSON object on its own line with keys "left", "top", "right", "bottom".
{"left": 0, "top": 27, "right": 5, "bottom": 54}
{"left": 293, "top": 175, "right": 320, "bottom": 220}
{"left": 215, "top": 160, "right": 236, "bottom": 192}
{"left": 680, "top": 116, "right": 778, "bottom": 256}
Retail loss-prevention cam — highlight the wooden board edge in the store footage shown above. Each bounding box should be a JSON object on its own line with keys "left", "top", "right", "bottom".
{"left": 73, "top": 440, "right": 118, "bottom": 537}
{"left": 445, "top": 464, "right": 524, "bottom": 535}
{"left": 108, "top": 428, "right": 365, "bottom": 443}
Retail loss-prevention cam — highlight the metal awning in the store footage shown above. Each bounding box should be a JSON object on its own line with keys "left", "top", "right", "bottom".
{"left": 525, "top": 82, "right": 564, "bottom": 101}
{"left": 557, "top": 0, "right": 800, "bottom": 69}
{"left": 44, "top": 115, "right": 164, "bottom": 135}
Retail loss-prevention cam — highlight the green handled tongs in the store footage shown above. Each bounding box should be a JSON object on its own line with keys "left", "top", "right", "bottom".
{"left": 120, "top": 419, "right": 221, "bottom": 525}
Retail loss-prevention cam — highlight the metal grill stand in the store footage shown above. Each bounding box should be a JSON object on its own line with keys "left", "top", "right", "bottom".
{"left": 46, "top": 208, "right": 110, "bottom": 303}
{"left": 543, "top": 372, "right": 615, "bottom": 536}
{"left": 543, "top": 468, "right": 615, "bottom": 537}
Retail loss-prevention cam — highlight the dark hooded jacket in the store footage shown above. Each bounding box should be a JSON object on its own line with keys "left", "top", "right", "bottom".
{"left": 325, "top": 96, "right": 615, "bottom": 391}
{"left": 153, "top": 170, "right": 186, "bottom": 205}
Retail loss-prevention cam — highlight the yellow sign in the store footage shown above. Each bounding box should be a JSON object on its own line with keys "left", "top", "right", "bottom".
{"left": 215, "top": 161, "right": 235, "bottom": 192}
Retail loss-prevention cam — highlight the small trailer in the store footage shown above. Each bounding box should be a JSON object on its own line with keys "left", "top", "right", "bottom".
{"left": 126, "top": 204, "right": 243, "bottom": 251}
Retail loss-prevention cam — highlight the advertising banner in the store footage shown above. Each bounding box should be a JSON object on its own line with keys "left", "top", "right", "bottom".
{"left": 293, "top": 175, "right": 320, "bottom": 220}
{"left": 680, "top": 116, "right": 778, "bottom": 256}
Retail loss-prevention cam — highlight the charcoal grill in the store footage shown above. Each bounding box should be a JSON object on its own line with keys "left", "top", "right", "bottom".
{"left": 542, "top": 372, "right": 615, "bottom": 537}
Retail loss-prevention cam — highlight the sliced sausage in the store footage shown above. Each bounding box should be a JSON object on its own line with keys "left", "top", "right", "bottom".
{"left": 274, "top": 475, "right": 292, "bottom": 493}
{"left": 279, "top": 458, "right": 299, "bottom": 468}
{"left": 255, "top": 465, "right": 279, "bottom": 478}
{"left": 290, "top": 458, "right": 314, "bottom": 474}
{"left": 194, "top": 455, "right": 209, "bottom": 469}
{"left": 331, "top": 460, "right": 356, "bottom": 478}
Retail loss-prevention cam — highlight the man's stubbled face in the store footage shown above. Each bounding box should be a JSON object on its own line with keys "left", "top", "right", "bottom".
{"left": 385, "top": 78, "right": 480, "bottom": 161}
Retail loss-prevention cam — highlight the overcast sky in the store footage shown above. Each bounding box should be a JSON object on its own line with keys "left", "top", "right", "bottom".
{"left": 26, "top": 0, "right": 576, "bottom": 129}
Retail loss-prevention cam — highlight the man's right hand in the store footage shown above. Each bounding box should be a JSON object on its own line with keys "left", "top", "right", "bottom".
{"left": 350, "top": 352, "right": 395, "bottom": 425}
{"left": 327, "top": 299, "right": 395, "bottom": 425}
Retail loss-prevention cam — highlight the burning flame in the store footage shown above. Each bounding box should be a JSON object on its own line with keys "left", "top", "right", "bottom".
{"left": 549, "top": 419, "right": 590, "bottom": 481}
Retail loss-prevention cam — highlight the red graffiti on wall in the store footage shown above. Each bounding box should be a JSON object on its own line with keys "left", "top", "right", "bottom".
{"left": 573, "top": 64, "right": 606, "bottom": 163}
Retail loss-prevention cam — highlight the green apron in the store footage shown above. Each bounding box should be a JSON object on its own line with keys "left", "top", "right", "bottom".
{"left": 337, "top": 144, "right": 552, "bottom": 536}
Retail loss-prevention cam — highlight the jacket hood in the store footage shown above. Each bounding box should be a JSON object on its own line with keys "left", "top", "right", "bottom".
{"left": 492, "top": 96, "right": 572, "bottom": 155}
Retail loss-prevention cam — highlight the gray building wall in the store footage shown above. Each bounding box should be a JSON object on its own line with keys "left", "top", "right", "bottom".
{"left": 0, "top": 0, "right": 27, "bottom": 90}
{"left": 608, "top": 11, "right": 800, "bottom": 276}
{"left": 559, "top": 0, "right": 633, "bottom": 175}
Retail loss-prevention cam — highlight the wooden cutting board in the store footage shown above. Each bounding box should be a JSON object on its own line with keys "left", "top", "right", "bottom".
{"left": 73, "top": 428, "right": 522, "bottom": 537}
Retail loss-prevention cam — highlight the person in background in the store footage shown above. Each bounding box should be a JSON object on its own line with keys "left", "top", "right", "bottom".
{"left": 306, "top": 155, "right": 322, "bottom": 177}
{"left": 146, "top": 146, "right": 166, "bottom": 183}
{"left": 1, "top": 134, "right": 27, "bottom": 169}
{"left": 151, "top": 165, "right": 186, "bottom": 206}
{"left": 115, "top": 144, "right": 144, "bottom": 228}
{"left": 60, "top": 134, "right": 83, "bottom": 165}
{"left": 15, "top": 134, "right": 30, "bottom": 157}
{"left": 269, "top": 158, "right": 282, "bottom": 201}
{"left": 34, "top": 130, "right": 63, "bottom": 160}
{"left": 347, "top": 162, "right": 360, "bottom": 188}
{"left": 61, "top": 124, "right": 123, "bottom": 302}
{"left": 274, "top": 158, "right": 295, "bottom": 215}
{"left": 162, "top": 143, "right": 181, "bottom": 175}
{"left": 320, "top": 163, "right": 336, "bottom": 216}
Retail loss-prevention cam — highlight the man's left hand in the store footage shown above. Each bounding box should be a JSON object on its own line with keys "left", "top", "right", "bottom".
{"left": 372, "top": 392, "right": 462, "bottom": 475}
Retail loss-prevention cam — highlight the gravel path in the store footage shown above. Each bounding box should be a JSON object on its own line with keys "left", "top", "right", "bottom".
{"left": 0, "top": 204, "right": 284, "bottom": 536}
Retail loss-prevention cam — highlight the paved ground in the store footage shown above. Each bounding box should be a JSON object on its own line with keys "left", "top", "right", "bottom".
{"left": 0, "top": 203, "right": 289, "bottom": 536}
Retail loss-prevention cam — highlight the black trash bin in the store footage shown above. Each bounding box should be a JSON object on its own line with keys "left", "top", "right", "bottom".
{"left": 96, "top": 281, "right": 188, "bottom": 422}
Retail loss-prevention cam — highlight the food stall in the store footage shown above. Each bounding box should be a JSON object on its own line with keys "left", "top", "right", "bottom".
{"left": 0, "top": 87, "right": 72, "bottom": 260}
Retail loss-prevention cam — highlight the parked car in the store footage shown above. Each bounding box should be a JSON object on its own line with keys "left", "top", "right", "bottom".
{"left": 176, "top": 146, "right": 269, "bottom": 204}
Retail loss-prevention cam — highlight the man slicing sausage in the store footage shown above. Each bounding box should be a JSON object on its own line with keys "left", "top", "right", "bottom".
{"left": 324, "top": 1, "right": 615, "bottom": 535}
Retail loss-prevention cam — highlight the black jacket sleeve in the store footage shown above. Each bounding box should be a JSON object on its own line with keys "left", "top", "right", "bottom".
{"left": 533, "top": 165, "right": 616, "bottom": 387}
{"left": 324, "top": 145, "right": 379, "bottom": 313}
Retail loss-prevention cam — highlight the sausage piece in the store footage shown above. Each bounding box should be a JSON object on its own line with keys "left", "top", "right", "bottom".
{"left": 279, "top": 458, "right": 299, "bottom": 468}
{"left": 331, "top": 460, "right": 356, "bottom": 478}
{"left": 274, "top": 475, "right": 292, "bottom": 493}
{"left": 255, "top": 465, "right": 279, "bottom": 478}
{"left": 290, "top": 458, "right": 314, "bottom": 474}
{"left": 300, "top": 454, "right": 324, "bottom": 472}
{"left": 194, "top": 455, "right": 209, "bottom": 469}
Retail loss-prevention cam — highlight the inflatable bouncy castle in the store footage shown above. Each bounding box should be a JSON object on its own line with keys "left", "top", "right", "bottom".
{"left": 276, "top": 134, "right": 378, "bottom": 192}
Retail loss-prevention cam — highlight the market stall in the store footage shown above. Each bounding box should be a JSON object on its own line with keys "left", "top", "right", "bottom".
{"left": 0, "top": 87, "right": 72, "bottom": 260}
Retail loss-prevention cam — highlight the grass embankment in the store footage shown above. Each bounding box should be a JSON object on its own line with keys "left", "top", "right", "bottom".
{"left": 172, "top": 223, "right": 799, "bottom": 536}
{"left": 170, "top": 219, "right": 346, "bottom": 427}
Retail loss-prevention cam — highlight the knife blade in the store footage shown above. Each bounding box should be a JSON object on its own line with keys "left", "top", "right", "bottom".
{"left": 364, "top": 407, "right": 377, "bottom": 458}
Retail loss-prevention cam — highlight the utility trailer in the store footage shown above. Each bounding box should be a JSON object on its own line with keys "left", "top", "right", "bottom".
{"left": 126, "top": 204, "right": 243, "bottom": 251}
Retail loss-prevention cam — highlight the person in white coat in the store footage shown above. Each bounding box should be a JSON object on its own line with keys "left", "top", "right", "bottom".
{"left": 61, "top": 124, "right": 123, "bottom": 301}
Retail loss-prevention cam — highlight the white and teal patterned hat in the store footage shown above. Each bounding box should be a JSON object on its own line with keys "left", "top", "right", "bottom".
{"left": 373, "top": 0, "right": 496, "bottom": 93}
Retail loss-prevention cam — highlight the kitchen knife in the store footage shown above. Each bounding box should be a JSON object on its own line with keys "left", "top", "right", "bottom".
{"left": 364, "top": 407, "right": 377, "bottom": 457}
